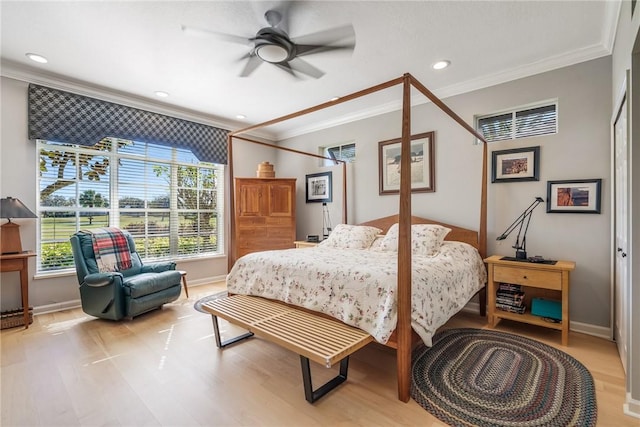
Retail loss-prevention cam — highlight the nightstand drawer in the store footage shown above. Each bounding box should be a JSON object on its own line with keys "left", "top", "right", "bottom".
{"left": 493, "top": 265, "right": 562, "bottom": 290}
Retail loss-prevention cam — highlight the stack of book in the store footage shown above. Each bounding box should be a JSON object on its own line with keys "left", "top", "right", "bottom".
{"left": 496, "top": 283, "right": 526, "bottom": 314}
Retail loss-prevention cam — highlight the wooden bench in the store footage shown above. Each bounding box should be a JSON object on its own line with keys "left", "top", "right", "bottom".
{"left": 201, "top": 294, "right": 374, "bottom": 403}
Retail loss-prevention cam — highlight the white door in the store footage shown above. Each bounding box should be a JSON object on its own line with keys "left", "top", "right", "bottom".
{"left": 613, "top": 93, "right": 629, "bottom": 373}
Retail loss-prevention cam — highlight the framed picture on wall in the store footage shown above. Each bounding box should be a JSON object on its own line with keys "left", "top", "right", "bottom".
{"left": 378, "top": 131, "right": 435, "bottom": 194}
{"left": 305, "top": 171, "right": 332, "bottom": 203}
{"left": 492, "top": 146, "right": 540, "bottom": 183}
{"left": 546, "top": 179, "right": 602, "bottom": 213}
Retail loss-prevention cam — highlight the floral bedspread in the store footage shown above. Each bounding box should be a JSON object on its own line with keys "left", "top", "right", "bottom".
{"left": 226, "top": 241, "right": 487, "bottom": 346}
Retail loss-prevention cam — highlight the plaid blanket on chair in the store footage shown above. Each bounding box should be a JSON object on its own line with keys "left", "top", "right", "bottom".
{"left": 84, "top": 227, "right": 133, "bottom": 272}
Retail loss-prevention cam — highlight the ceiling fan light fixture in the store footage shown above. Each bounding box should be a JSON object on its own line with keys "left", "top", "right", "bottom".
{"left": 256, "top": 44, "right": 289, "bottom": 63}
{"left": 432, "top": 60, "right": 451, "bottom": 70}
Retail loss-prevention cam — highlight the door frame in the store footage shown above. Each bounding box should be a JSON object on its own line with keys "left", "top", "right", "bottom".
{"left": 611, "top": 71, "right": 630, "bottom": 344}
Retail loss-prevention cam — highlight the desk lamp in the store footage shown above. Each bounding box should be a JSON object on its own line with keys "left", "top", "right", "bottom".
{"left": 496, "top": 196, "right": 544, "bottom": 260}
{"left": 1, "top": 197, "right": 37, "bottom": 254}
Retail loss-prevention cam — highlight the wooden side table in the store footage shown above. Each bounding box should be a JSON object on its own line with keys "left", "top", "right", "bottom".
{"left": 484, "top": 255, "right": 576, "bottom": 345}
{"left": 0, "top": 251, "right": 37, "bottom": 329}
{"left": 294, "top": 241, "right": 319, "bottom": 248}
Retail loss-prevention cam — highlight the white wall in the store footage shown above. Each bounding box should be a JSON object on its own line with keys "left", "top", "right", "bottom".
{"left": 277, "top": 57, "right": 612, "bottom": 331}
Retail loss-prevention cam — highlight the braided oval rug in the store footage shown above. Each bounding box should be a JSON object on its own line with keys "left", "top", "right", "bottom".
{"left": 411, "top": 328, "right": 597, "bottom": 427}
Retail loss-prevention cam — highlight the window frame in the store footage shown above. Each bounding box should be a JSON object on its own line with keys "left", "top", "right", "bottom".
{"left": 475, "top": 100, "right": 558, "bottom": 144}
{"left": 36, "top": 138, "right": 225, "bottom": 275}
{"left": 322, "top": 142, "right": 356, "bottom": 166}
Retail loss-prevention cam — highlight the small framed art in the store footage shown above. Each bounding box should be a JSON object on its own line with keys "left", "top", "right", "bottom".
{"left": 491, "top": 146, "right": 540, "bottom": 183}
{"left": 546, "top": 179, "right": 602, "bottom": 213}
{"left": 305, "top": 171, "right": 332, "bottom": 203}
{"left": 378, "top": 131, "right": 435, "bottom": 195}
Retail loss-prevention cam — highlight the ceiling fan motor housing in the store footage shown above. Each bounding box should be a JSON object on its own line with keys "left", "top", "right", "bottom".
{"left": 254, "top": 27, "right": 295, "bottom": 63}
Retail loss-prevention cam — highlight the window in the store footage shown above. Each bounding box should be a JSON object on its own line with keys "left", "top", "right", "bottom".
{"left": 323, "top": 142, "right": 355, "bottom": 165}
{"left": 37, "top": 137, "right": 224, "bottom": 273}
{"left": 476, "top": 102, "right": 557, "bottom": 143}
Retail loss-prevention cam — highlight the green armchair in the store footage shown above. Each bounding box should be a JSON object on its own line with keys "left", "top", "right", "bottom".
{"left": 70, "top": 229, "right": 182, "bottom": 320}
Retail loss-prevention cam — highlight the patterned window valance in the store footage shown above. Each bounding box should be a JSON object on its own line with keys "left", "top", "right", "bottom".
{"left": 28, "top": 84, "right": 228, "bottom": 164}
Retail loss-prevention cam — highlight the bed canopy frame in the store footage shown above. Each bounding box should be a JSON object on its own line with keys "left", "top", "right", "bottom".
{"left": 227, "top": 73, "right": 488, "bottom": 402}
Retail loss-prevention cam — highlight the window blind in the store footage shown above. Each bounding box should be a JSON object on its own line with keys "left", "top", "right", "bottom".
{"left": 327, "top": 143, "right": 356, "bottom": 163}
{"left": 37, "top": 138, "right": 223, "bottom": 273}
{"left": 477, "top": 103, "right": 557, "bottom": 142}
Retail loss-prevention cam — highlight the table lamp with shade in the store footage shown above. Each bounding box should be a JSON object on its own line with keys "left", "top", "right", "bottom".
{"left": 1, "top": 197, "right": 37, "bottom": 254}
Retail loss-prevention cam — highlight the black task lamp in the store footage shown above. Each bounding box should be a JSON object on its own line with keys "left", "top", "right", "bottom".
{"left": 496, "top": 197, "right": 544, "bottom": 260}
{"left": 1, "top": 197, "right": 37, "bottom": 254}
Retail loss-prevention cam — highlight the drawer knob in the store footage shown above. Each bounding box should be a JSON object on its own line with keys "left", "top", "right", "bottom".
{"left": 523, "top": 275, "right": 528, "bottom": 279}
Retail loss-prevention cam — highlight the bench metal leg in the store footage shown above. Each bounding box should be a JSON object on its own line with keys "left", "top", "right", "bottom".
{"left": 211, "top": 315, "right": 254, "bottom": 348}
{"left": 300, "top": 355, "right": 349, "bottom": 403}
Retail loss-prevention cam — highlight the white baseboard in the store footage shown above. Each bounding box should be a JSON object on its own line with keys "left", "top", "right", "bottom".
{"left": 185, "top": 274, "right": 227, "bottom": 288}
{"left": 569, "top": 320, "right": 611, "bottom": 340}
{"left": 624, "top": 393, "right": 640, "bottom": 419}
{"left": 34, "top": 299, "right": 82, "bottom": 315}
{"left": 32, "top": 275, "right": 227, "bottom": 316}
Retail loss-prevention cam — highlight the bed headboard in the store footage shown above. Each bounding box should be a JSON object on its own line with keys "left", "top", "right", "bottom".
{"left": 359, "top": 214, "right": 479, "bottom": 251}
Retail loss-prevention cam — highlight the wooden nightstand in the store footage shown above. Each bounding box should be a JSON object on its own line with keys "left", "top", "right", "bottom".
{"left": 484, "top": 255, "right": 576, "bottom": 345}
{"left": 294, "top": 240, "right": 319, "bottom": 248}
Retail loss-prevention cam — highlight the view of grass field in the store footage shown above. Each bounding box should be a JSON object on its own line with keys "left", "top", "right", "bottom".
{"left": 39, "top": 214, "right": 218, "bottom": 270}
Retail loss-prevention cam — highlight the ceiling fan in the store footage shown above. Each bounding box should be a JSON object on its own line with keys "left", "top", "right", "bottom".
{"left": 182, "top": 6, "right": 355, "bottom": 79}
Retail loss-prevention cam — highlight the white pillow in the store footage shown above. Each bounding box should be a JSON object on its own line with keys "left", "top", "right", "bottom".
{"left": 318, "top": 224, "right": 382, "bottom": 249}
{"left": 411, "top": 224, "right": 451, "bottom": 257}
{"left": 379, "top": 223, "right": 400, "bottom": 252}
{"left": 378, "top": 223, "right": 451, "bottom": 257}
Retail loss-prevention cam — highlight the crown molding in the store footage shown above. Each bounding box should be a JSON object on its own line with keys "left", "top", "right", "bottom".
{"left": 0, "top": 60, "right": 277, "bottom": 141}
{"left": 277, "top": 42, "right": 611, "bottom": 140}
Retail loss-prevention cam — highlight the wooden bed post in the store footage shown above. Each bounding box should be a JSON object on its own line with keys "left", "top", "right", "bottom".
{"left": 342, "top": 161, "right": 348, "bottom": 223}
{"left": 479, "top": 141, "right": 488, "bottom": 260}
{"left": 227, "top": 133, "right": 236, "bottom": 271}
{"left": 396, "top": 73, "right": 413, "bottom": 402}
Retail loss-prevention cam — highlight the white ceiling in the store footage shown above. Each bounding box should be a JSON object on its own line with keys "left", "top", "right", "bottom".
{"left": 1, "top": 1, "right": 619, "bottom": 139}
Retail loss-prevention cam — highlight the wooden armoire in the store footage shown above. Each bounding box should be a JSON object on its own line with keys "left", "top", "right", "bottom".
{"left": 233, "top": 177, "right": 296, "bottom": 263}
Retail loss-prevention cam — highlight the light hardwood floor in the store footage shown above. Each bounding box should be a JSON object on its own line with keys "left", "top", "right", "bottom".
{"left": 1, "top": 282, "right": 635, "bottom": 426}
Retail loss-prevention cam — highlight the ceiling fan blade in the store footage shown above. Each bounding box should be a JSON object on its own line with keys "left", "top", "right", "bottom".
{"left": 274, "top": 61, "right": 297, "bottom": 77}
{"left": 291, "top": 24, "right": 355, "bottom": 46}
{"left": 281, "top": 57, "right": 325, "bottom": 79}
{"left": 181, "top": 25, "right": 251, "bottom": 45}
{"left": 239, "top": 54, "right": 263, "bottom": 77}
{"left": 295, "top": 42, "right": 355, "bottom": 57}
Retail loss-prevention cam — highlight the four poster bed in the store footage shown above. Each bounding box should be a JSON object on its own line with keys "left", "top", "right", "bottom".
{"left": 219, "top": 73, "right": 489, "bottom": 403}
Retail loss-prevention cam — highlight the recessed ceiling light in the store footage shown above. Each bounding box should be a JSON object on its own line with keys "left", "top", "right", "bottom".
{"left": 432, "top": 60, "right": 451, "bottom": 70}
{"left": 236, "top": 114, "right": 246, "bottom": 120}
{"left": 26, "top": 53, "right": 48, "bottom": 64}
{"left": 154, "top": 91, "right": 169, "bottom": 98}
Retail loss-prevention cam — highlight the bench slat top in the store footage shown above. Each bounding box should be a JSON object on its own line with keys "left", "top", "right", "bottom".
{"left": 202, "top": 295, "right": 373, "bottom": 367}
